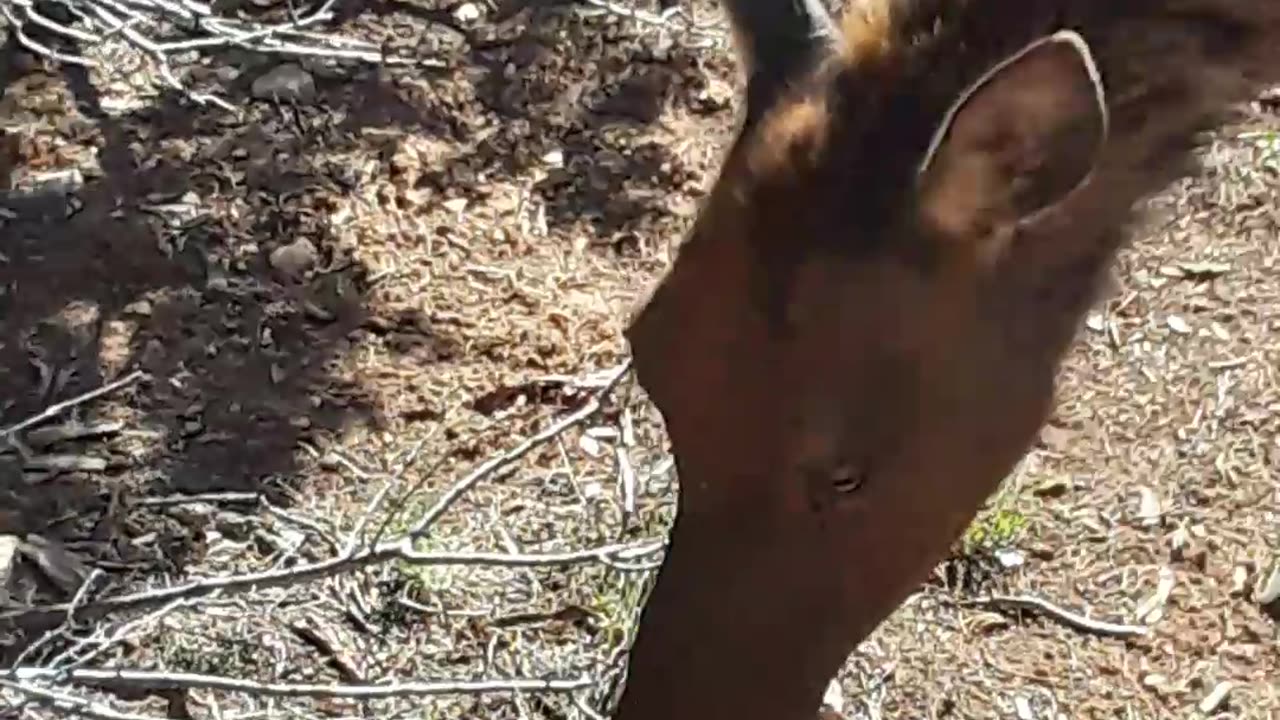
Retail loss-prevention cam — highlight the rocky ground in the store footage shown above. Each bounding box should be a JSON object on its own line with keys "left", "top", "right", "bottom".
{"left": 0, "top": 1, "right": 1277, "bottom": 718}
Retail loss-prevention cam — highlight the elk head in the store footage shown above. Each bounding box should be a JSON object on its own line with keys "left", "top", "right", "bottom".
{"left": 615, "top": 2, "right": 1112, "bottom": 718}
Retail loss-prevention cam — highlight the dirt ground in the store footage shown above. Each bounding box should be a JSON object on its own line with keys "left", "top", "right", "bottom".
{"left": 0, "top": 0, "right": 1277, "bottom": 718}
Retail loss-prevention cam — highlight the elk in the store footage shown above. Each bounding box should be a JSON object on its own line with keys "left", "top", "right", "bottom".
{"left": 612, "top": 1, "right": 1280, "bottom": 718}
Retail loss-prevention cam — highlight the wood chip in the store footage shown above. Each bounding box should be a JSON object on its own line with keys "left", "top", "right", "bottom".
{"left": 1198, "top": 681, "right": 1233, "bottom": 714}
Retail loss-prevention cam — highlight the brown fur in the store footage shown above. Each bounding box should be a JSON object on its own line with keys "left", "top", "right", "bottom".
{"left": 614, "top": 2, "right": 1280, "bottom": 720}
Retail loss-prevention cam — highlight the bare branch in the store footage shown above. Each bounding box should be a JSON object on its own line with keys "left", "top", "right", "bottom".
{"left": 2, "top": 536, "right": 663, "bottom": 628}
{"left": 6, "top": 667, "right": 598, "bottom": 699}
{"left": 0, "top": 371, "right": 145, "bottom": 443}
{"left": 965, "top": 594, "right": 1151, "bottom": 639}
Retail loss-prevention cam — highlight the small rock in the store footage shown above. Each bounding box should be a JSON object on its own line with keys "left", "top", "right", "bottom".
{"left": 442, "top": 197, "right": 469, "bottom": 214}
{"left": 1198, "top": 681, "right": 1233, "bottom": 714}
{"left": 269, "top": 238, "right": 318, "bottom": 279}
{"left": 123, "top": 298, "right": 153, "bottom": 317}
{"left": 1037, "top": 423, "right": 1075, "bottom": 453}
{"left": 252, "top": 64, "right": 317, "bottom": 103}
{"left": 453, "top": 1, "right": 481, "bottom": 22}
{"left": 821, "top": 679, "right": 845, "bottom": 715}
{"left": 1166, "top": 315, "right": 1191, "bottom": 335}
{"left": 994, "top": 548, "right": 1025, "bottom": 569}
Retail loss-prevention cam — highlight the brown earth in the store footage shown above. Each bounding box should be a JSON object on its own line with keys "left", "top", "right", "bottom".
{"left": 0, "top": 1, "right": 1276, "bottom": 718}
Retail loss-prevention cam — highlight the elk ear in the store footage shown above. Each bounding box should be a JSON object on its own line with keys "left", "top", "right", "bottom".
{"left": 916, "top": 30, "right": 1108, "bottom": 248}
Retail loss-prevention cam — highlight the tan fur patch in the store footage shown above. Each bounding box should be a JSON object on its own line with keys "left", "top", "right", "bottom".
{"left": 838, "top": 0, "right": 895, "bottom": 67}
{"left": 746, "top": 97, "right": 832, "bottom": 178}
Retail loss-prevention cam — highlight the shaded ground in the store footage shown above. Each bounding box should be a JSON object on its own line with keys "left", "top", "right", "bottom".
{"left": 0, "top": 1, "right": 1276, "bottom": 718}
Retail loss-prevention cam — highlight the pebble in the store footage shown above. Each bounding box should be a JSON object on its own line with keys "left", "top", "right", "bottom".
{"left": 252, "top": 64, "right": 317, "bottom": 103}
{"left": 269, "top": 238, "right": 318, "bottom": 279}
{"left": 123, "top": 298, "right": 153, "bottom": 317}
{"left": 821, "top": 679, "right": 845, "bottom": 715}
{"left": 453, "top": 1, "right": 480, "bottom": 22}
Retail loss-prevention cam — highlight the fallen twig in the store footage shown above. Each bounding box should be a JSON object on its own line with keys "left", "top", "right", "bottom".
{"left": 6, "top": 666, "right": 597, "bottom": 698}
{"left": 965, "top": 593, "right": 1150, "bottom": 638}
{"left": 131, "top": 491, "right": 261, "bottom": 507}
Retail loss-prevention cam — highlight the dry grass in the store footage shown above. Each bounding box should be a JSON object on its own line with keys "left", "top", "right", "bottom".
{"left": 0, "top": 1, "right": 1277, "bottom": 719}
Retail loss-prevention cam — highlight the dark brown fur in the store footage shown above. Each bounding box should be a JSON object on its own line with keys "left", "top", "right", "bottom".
{"left": 613, "top": 2, "right": 1280, "bottom": 719}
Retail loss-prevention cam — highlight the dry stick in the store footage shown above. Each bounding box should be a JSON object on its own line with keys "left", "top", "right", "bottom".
{"left": 967, "top": 594, "right": 1150, "bottom": 638}
{"left": 0, "top": 371, "right": 146, "bottom": 442}
{"left": 6, "top": 667, "right": 597, "bottom": 698}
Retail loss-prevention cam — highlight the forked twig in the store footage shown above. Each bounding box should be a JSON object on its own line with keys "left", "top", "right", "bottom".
{"left": 405, "top": 360, "right": 632, "bottom": 537}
